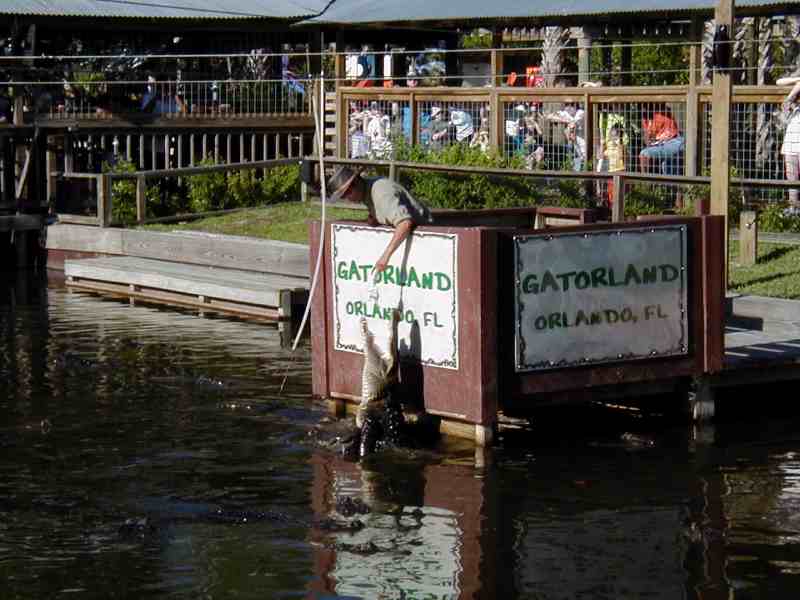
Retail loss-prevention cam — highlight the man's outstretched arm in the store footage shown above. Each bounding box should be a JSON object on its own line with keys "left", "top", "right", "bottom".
{"left": 373, "top": 219, "right": 414, "bottom": 274}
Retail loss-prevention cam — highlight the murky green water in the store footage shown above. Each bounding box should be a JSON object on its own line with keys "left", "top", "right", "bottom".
{"left": 3, "top": 271, "right": 800, "bottom": 599}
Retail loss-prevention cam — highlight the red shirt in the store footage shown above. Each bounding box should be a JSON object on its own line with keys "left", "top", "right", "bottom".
{"left": 642, "top": 112, "right": 679, "bottom": 144}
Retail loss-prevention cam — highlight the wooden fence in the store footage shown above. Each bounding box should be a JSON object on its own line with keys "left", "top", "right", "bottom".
{"left": 334, "top": 85, "right": 794, "bottom": 192}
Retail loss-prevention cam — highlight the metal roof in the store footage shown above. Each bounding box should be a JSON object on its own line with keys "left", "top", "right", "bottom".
{"left": 0, "top": 0, "right": 330, "bottom": 19}
{"left": 303, "top": 0, "right": 800, "bottom": 25}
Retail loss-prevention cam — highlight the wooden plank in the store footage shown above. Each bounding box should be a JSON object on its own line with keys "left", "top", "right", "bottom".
{"left": 74, "top": 255, "right": 306, "bottom": 290}
{"left": 46, "top": 223, "right": 123, "bottom": 252}
{"left": 118, "top": 229, "right": 310, "bottom": 278}
{"left": 65, "top": 258, "right": 285, "bottom": 307}
{"left": 53, "top": 215, "right": 101, "bottom": 227}
{"left": 66, "top": 279, "right": 284, "bottom": 321}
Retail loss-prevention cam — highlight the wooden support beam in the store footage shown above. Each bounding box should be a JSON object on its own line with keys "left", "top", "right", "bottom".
{"left": 15, "top": 150, "right": 31, "bottom": 200}
{"left": 710, "top": 0, "right": 734, "bottom": 288}
{"left": 334, "top": 30, "right": 346, "bottom": 91}
{"left": 577, "top": 36, "right": 592, "bottom": 84}
{"left": 491, "top": 30, "right": 504, "bottom": 87}
{"left": 136, "top": 175, "right": 147, "bottom": 223}
{"left": 739, "top": 210, "right": 757, "bottom": 266}
{"left": 611, "top": 174, "right": 624, "bottom": 222}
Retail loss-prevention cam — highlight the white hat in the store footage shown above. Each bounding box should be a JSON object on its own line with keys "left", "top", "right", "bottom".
{"left": 514, "top": 104, "right": 527, "bottom": 113}
{"left": 430, "top": 106, "right": 442, "bottom": 117}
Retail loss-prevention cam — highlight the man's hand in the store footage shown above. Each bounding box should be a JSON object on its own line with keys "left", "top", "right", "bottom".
{"left": 373, "top": 258, "right": 389, "bottom": 274}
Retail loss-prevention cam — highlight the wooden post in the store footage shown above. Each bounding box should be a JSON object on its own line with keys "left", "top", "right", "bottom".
{"left": 620, "top": 42, "right": 632, "bottom": 86}
{"left": 577, "top": 33, "right": 592, "bottom": 84}
{"left": 601, "top": 42, "right": 612, "bottom": 85}
{"left": 492, "top": 30, "right": 504, "bottom": 87}
{"left": 97, "top": 174, "right": 112, "bottom": 227}
{"left": 685, "top": 17, "right": 703, "bottom": 179}
{"left": 710, "top": 0, "right": 734, "bottom": 288}
{"left": 410, "top": 91, "right": 418, "bottom": 148}
{"left": 739, "top": 210, "right": 757, "bottom": 266}
{"left": 334, "top": 30, "right": 346, "bottom": 91}
{"left": 611, "top": 174, "right": 624, "bottom": 222}
{"left": 136, "top": 175, "right": 147, "bottom": 223}
{"left": 64, "top": 132, "right": 75, "bottom": 173}
{"left": 490, "top": 88, "right": 502, "bottom": 153}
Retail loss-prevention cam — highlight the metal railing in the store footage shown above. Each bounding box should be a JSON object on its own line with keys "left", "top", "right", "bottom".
{"left": 32, "top": 78, "right": 312, "bottom": 121}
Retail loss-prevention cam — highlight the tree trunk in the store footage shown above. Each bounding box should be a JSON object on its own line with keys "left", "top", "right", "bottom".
{"left": 541, "top": 26, "right": 571, "bottom": 87}
{"left": 733, "top": 17, "right": 754, "bottom": 84}
{"left": 702, "top": 20, "right": 715, "bottom": 85}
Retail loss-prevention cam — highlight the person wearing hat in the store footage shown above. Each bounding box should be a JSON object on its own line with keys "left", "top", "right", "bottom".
{"left": 327, "top": 166, "right": 433, "bottom": 275}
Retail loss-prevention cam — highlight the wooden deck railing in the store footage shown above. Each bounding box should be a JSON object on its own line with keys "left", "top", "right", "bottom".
{"left": 335, "top": 85, "right": 793, "bottom": 191}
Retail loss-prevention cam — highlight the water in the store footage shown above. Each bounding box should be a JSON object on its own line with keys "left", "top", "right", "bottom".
{"left": 3, "top": 272, "right": 800, "bottom": 599}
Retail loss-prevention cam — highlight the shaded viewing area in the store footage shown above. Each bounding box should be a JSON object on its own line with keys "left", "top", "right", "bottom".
{"left": 4, "top": 0, "right": 800, "bottom": 224}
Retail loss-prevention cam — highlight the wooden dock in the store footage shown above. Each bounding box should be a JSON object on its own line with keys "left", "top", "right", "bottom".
{"left": 64, "top": 256, "right": 307, "bottom": 321}
{"left": 719, "top": 295, "right": 800, "bottom": 385}
{"left": 49, "top": 225, "right": 310, "bottom": 323}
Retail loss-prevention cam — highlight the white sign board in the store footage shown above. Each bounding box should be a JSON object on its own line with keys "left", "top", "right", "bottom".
{"left": 514, "top": 225, "right": 688, "bottom": 372}
{"left": 332, "top": 224, "right": 458, "bottom": 369}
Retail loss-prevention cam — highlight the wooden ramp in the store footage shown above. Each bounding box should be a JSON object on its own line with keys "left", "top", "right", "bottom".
{"left": 64, "top": 256, "right": 307, "bottom": 322}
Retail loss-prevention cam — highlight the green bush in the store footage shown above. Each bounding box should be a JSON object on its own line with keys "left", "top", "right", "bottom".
{"left": 759, "top": 203, "right": 800, "bottom": 233}
{"left": 187, "top": 158, "right": 228, "bottom": 212}
{"left": 260, "top": 163, "right": 301, "bottom": 204}
{"left": 103, "top": 159, "right": 161, "bottom": 225}
{"left": 227, "top": 169, "right": 263, "bottom": 207}
{"left": 394, "top": 141, "right": 541, "bottom": 209}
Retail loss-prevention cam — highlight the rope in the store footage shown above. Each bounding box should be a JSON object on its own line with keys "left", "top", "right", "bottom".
{"left": 279, "top": 74, "right": 327, "bottom": 393}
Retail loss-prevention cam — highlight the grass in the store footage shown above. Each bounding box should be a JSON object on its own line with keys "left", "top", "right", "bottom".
{"left": 729, "top": 242, "right": 800, "bottom": 300}
{"left": 141, "top": 202, "right": 366, "bottom": 244}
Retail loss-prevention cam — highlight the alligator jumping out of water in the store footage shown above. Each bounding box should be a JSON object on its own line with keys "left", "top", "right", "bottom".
{"left": 348, "top": 312, "right": 408, "bottom": 458}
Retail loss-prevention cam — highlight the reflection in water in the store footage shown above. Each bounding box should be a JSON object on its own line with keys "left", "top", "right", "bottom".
{"left": 3, "top": 272, "right": 800, "bottom": 598}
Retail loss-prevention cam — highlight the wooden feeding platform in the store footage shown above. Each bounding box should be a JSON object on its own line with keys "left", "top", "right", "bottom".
{"left": 308, "top": 207, "right": 800, "bottom": 445}
{"left": 49, "top": 226, "right": 309, "bottom": 324}
{"left": 64, "top": 256, "right": 305, "bottom": 322}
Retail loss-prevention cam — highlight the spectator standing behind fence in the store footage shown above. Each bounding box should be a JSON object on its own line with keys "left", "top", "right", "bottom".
{"left": 639, "top": 104, "right": 683, "bottom": 175}
{"left": 448, "top": 109, "right": 474, "bottom": 144}
{"left": 780, "top": 79, "right": 800, "bottom": 215}
{"left": 426, "top": 106, "right": 448, "bottom": 150}
{"left": 546, "top": 103, "right": 586, "bottom": 171}
{"left": 598, "top": 107, "right": 628, "bottom": 206}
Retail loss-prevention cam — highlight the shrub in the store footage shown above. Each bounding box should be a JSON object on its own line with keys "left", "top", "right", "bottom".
{"left": 186, "top": 158, "right": 227, "bottom": 212}
{"left": 227, "top": 169, "right": 264, "bottom": 207}
{"left": 759, "top": 202, "right": 800, "bottom": 233}
{"left": 103, "top": 159, "right": 161, "bottom": 225}
{"left": 260, "top": 162, "right": 301, "bottom": 204}
{"left": 394, "top": 141, "right": 541, "bottom": 209}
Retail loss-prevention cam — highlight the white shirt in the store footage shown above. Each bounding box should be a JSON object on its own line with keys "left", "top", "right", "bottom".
{"left": 782, "top": 106, "right": 800, "bottom": 155}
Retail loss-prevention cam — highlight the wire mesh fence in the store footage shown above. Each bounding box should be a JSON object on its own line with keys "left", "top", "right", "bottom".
{"left": 700, "top": 101, "right": 792, "bottom": 205}
{"left": 346, "top": 98, "right": 410, "bottom": 160}
{"left": 502, "top": 99, "right": 586, "bottom": 171}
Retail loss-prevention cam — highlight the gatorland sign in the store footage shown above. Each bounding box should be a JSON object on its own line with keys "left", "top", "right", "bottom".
{"left": 514, "top": 225, "right": 688, "bottom": 372}
{"left": 331, "top": 224, "right": 459, "bottom": 370}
